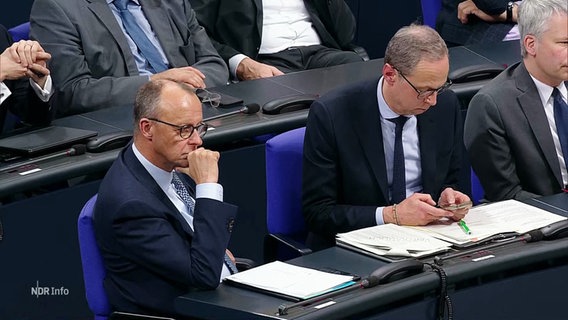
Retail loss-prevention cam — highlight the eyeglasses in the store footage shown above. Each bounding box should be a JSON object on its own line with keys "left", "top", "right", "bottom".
{"left": 394, "top": 67, "right": 452, "bottom": 100}
{"left": 147, "top": 118, "right": 209, "bottom": 139}
{"left": 196, "top": 88, "right": 221, "bottom": 108}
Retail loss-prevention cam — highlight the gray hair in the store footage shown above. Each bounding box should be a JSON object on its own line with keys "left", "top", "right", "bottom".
{"left": 133, "top": 80, "right": 195, "bottom": 133}
{"left": 384, "top": 24, "right": 448, "bottom": 75}
{"left": 518, "top": 0, "right": 568, "bottom": 56}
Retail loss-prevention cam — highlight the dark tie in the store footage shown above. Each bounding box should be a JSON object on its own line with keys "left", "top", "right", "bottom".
{"left": 171, "top": 172, "right": 238, "bottom": 274}
{"left": 388, "top": 116, "right": 409, "bottom": 204}
{"left": 114, "top": 0, "right": 168, "bottom": 73}
{"left": 553, "top": 88, "right": 568, "bottom": 164}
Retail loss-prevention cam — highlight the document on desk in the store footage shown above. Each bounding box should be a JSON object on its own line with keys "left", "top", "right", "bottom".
{"left": 411, "top": 200, "right": 568, "bottom": 245}
{"left": 336, "top": 224, "right": 452, "bottom": 259}
{"left": 223, "top": 261, "right": 357, "bottom": 301}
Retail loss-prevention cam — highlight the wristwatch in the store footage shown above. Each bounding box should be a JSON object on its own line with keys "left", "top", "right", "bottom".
{"left": 506, "top": 2, "right": 514, "bottom": 23}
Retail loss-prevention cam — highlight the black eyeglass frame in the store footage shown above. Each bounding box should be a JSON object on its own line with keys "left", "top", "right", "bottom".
{"left": 147, "top": 118, "right": 209, "bottom": 139}
{"left": 394, "top": 67, "right": 452, "bottom": 100}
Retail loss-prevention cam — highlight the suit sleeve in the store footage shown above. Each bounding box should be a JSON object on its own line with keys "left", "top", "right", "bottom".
{"left": 302, "top": 100, "right": 377, "bottom": 237}
{"left": 315, "top": 0, "right": 357, "bottom": 49}
{"left": 464, "top": 91, "right": 539, "bottom": 201}
{"left": 185, "top": 2, "right": 229, "bottom": 87}
{"left": 473, "top": 0, "right": 510, "bottom": 15}
{"left": 191, "top": 0, "right": 242, "bottom": 62}
{"left": 109, "top": 198, "right": 236, "bottom": 289}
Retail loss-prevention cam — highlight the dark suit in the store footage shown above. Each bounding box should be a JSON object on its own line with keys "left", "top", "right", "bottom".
{"left": 0, "top": 25, "right": 51, "bottom": 133}
{"left": 30, "top": 0, "right": 228, "bottom": 117}
{"left": 464, "top": 61, "right": 566, "bottom": 201}
{"left": 436, "top": 0, "right": 515, "bottom": 46}
{"left": 94, "top": 144, "right": 237, "bottom": 317}
{"left": 302, "top": 79, "right": 464, "bottom": 250}
{"left": 191, "top": 0, "right": 357, "bottom": 64}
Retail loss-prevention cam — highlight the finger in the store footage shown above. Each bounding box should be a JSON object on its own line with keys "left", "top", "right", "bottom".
{"left": 270, "top": 66, "right": 284, "bottom": 76}
{"left": 20, "top": 40, "right": 35, "bottom": 66}
{"left": 28, "top": 63, "right": 50, "bottom": 77}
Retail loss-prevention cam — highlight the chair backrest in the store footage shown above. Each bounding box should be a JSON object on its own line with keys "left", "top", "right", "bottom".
{"left": 421, "top": 0, "right": 442, "bottom": 28}
{"left": 8, "top": 22, "right": 30, "bottom": 41}
{"left": 265, "top": 127, "right": 306, "bottom": 236}
{"left": 78, "top": 194, "right": 112, "bottom": 320}
{"left": 470, "top": 168, "right": 485, "bottom": 205}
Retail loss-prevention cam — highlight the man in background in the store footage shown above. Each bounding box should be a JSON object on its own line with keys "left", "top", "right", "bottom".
{"left": 464, "top": 0, "right": 568, "bottom": 201}
{"left": 30, "top": 0, "right": 228, "bottom": 116}
{"left": 192, "top": 0, "right": 364, "bottom": 81}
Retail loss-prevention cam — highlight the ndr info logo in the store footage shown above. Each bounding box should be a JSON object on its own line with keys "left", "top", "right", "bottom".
{"left": 30, "top": 281, "right": 70, "bottom": 298}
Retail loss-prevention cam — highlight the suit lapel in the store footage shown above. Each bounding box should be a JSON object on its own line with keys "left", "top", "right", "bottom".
{"left": 124, "top": 145, "right": 195, "bottom": 237}
{"left": 87, "top": 0, "right": 139, "bottom": 75}
{"left": 254, "top": 0, "right": 263, "bottom": 38}
{"left": 353, "top": 80, "right": 389, "bottom": 201}
{"left": 417, "top": 112, "right": 437, "bottom": 194}
{"left": 515, "top": 63, "right": 564, "bottom": 187}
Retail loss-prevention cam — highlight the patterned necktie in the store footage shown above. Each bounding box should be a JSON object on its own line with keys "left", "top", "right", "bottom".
{"left": 171, "top": 172, "right": 195, "bottom": 213}
{"left": 171, "top": 172, "right": 238, "bottom": 274}
{"left": 388, "top": 116, "right": 409, "bottom": 204}
{"left": 553, "top": 88, "right": 568, "bottom": 165}
{"left": 114, "top": 0, "right": 168, "bottom": 73}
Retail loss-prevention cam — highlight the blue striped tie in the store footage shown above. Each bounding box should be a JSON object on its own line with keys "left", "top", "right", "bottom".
{"left": 114, "top": 0, "right": 168, "bottom": 73}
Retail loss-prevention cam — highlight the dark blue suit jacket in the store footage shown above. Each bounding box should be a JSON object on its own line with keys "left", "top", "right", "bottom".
{"left": 302, "top": 78, "right": 464, "bottom": 250}
{"left": 93, "top": 144, "right": 237, "bottom": 317}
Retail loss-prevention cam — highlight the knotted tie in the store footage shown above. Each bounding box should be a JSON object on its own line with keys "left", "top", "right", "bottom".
{"left": 388, "top": 116, "right": 409, "bottom": 204}
{"left": 553, "top": 88, "right": 568, "bottom": 164}
{"left": 171, "top": 172, "right": 238, "bottom": 274}
{"left": 114, "top": 0, "right": 168, "bottom": 73}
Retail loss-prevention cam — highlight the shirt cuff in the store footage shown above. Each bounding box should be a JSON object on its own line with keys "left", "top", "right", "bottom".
{"left": 29, "top": 75, "right": 54, "bottom": 102}
{"left": 196, "top": 182, "right": 223, "bottom": 202}
{"left": 376, "top": 207, "right": 386, "bottom": 225}
{"left": 0, "top": 82, "right": 11, "bottom": 105}
{"left": 228, "top": 54, "right": 248, "bottom": 80}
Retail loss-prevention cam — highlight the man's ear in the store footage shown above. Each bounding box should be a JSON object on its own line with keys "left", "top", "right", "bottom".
{"left": 383, "top": 63, "right": 397, "bottom": 86}
{"left": 139, "top": 119, "right": 153, "bottom": 140}
{"left": 523, "top": 34, "right": 537, "bottom": 56}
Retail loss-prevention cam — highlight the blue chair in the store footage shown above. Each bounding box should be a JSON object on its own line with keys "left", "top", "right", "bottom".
{"left": 421, "top": 0, "right": 442, "bottom": 28}
{"left": 470, "top": 168, "right": 485, "bottom": 205}
{"left": 264, "top": 127, "right": 312, "bottom": 262}
{"left": 8, "top": 22, "right": 30, "bottom": 41}
{"left": 78, "top": 195, "right": 172, "bottom": 320}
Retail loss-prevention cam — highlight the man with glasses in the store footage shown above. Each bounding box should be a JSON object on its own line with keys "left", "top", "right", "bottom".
{"left": 303, "top": 24, "right": 471, "bottom": 251}
{"left": 93, "top": 79, "right": 239, "bottom": 317}
{"left": 464, "top": 0, "right": 568, "bottom": 201}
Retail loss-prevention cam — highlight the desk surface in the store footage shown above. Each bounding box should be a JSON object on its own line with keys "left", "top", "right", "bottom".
{"left": 175, "top": 194, "right": 568, "bottom": 320}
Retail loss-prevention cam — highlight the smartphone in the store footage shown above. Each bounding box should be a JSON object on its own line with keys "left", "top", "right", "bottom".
{"left": 440, "top": 200, "right": 473, "bottom": 211}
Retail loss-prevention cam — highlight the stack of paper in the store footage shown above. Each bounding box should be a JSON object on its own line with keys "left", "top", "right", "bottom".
{"left": 336, "top": 224, "right": 452, "bottom": 258}
{"left": 223, "top": 261, "right": 357, "bottom": 301}
{"left": 411, "top": 200, "right": 568, "bottom": 245}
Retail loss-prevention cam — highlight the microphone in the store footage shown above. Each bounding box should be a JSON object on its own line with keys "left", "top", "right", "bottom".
{"left": 204, "top": 103, "right": 260, "bottom": 121}
{"left": 434, "top": 229, "right": 545, "bottom": 265}
{"left": 0, "top": 144, "right": 87, "bottom": 174}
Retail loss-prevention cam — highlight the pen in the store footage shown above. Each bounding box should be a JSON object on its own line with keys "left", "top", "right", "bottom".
{"left": 458, "top": 220, "right": 471, "bottom": 235}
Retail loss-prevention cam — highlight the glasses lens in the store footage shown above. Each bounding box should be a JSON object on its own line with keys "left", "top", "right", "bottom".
{"left": 200, "top": 90, "right": 221, "bottom": 108}
{"left": 180, "top": 126, "right": 193, "bottom": 139}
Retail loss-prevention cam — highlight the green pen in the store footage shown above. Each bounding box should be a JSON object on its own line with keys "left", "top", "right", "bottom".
{"left": 458, "top": 220, "right": 471, "bottom": 235}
